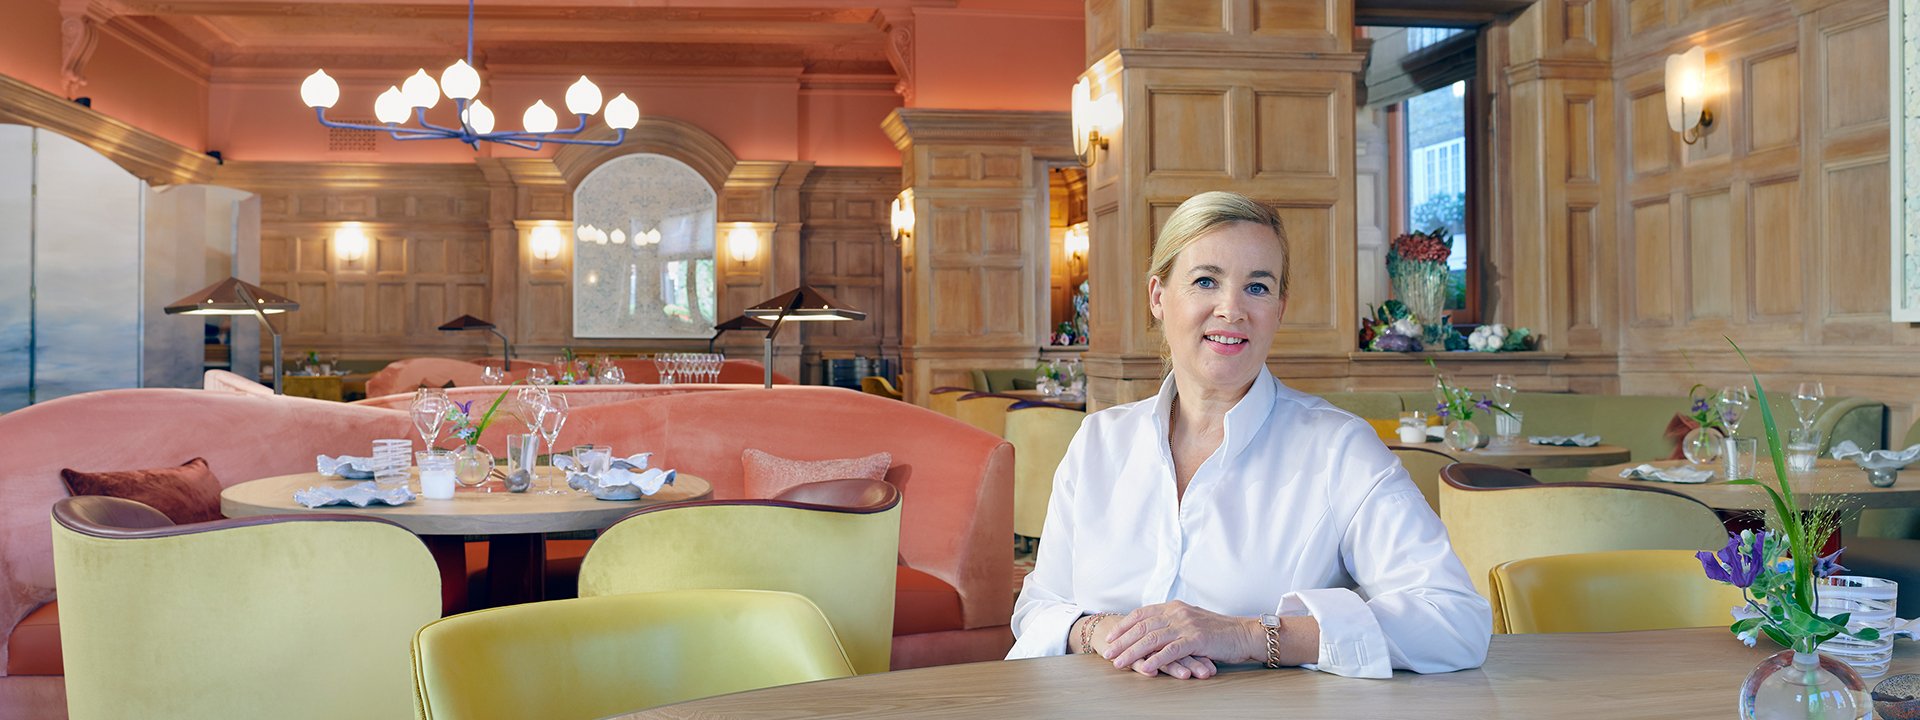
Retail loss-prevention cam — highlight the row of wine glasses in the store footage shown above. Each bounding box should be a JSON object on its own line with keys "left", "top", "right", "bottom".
{"left": 655, "top": 353, "right": 724, "bottom": 384}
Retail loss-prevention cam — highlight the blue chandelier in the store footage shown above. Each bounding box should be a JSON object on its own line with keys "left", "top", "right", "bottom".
{"left": 296, "top": 0, "right": 637, "bottom": 150}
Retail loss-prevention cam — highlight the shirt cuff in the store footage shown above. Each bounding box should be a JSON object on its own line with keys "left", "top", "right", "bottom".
{"left": 1006, "top": 603, "right": 1086, "bottom": 659}
{"left": 1277, "top": 587, "right": 1392, "bottom": 679}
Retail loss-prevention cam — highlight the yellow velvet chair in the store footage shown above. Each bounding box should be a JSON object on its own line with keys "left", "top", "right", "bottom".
{"left": 1006, "top": 403, "right": 1085, "bottom": 539}
{"left": 1491, "top": 550, "right": 1748, "bottom": 633}
{"left": 411, "top": 589, "right": 854, "bottom": 720}
{"left": 577, "top": 481, "right": 902, "bottom": 674}
{"left": 51, "top": 496, "right": 439, "bottom": 720}
{"left": 861, "top": 376, "right": 904, "bottom": 400}
{"left": 954, "top": 393, "right": 1021, "bottom": 438}
{"left": 928, "top": 386, "right": 971, "bottom": 418}
{"left": 1437, "top": 464, "right": 1729, "bottom": 633}
{"left": 1390, "top": 446, "right": 1452, "bottom": 514}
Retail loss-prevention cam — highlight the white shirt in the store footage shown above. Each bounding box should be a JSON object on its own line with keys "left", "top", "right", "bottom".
{"left": 1007, "top": 371, "right": 1492, "bottom": 678}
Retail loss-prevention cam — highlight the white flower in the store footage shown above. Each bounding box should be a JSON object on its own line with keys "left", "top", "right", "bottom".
{"left": 1390, "top": 318, "right": 1421, "bottom": 337}
{"left": 1737, "top": 629, "right": 1758, "bottom": 647}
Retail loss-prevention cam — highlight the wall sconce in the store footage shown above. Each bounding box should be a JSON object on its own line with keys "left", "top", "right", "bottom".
{"left": 1064, "top": 222, "right": 1089, "bottom": 272}
{"left": 529, "top": 223, "right": 564, "bottom": 262}
{"left": 726, "top": 223, "right": 759, "bottom": 267}
{"left": 333, "top": 223, "right": 369, "bottom": 263}
{"left": 1071, "top": 76, "right": 1120, "bottom": 167}
{"left": 890, "top": 188, "right": 915, "bottom": 246}
{"left": 1665, "top": 46, "right": 1713, "bottom": 145}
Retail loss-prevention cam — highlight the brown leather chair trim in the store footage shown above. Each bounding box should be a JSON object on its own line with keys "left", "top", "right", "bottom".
{"left": 958, "top": 392, "right": 1025, "bottom": 402}
{"left": 1008, "top": 400, "right": 1081, "bottom": 412}
{"left": 1438, "top": 463, "right": 1714, "bottom": 508}
{"left": 1438, "top": 463, "right": 1543, "bottom": 490}
{"left": 52, "top": 495, "right": 412, "bottom": 540}
{"left": 610, "top": 479, "right": 902, "bottom": 528}
{"left": 929, "top": 387, "right": 974, "bottom": 395}
{"left": 770, "top": 478, "right": 902, "bottom": 510}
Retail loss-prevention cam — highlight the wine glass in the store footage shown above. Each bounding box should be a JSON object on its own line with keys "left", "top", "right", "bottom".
{"left": 535, "top": 394, "right": 570, "bottom": 494}
{"left": 706, "top": 353, "right": 722, "bottom": 383}
{"left": 410, "top": 388, "right": 450, "bottom": 450}
{"left": 527, "top": 367, "right": 552, "bottom": 385}
{"left": 1792, "top": 381, "right": 1825, "bottom": 433}
{"left": 1715, "top": 385, "right": 1751, "bottom": 435}
{"left": 480, "top": 365, "right": 506, "bottom": 385}
{"left": 1490, "top": 374, "right": 1517, "bottom": 410}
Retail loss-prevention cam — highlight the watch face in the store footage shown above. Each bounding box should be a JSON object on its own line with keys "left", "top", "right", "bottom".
{"left": 1260, "top": 613, "right": 1280, "bottom": 628}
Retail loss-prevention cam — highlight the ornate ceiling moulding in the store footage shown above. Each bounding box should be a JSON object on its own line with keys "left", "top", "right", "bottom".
{"left": 0, "top": 74, "right": 216, "bottom": 185}
{"left": 549, "top": 115, "right": 738, "bottom": 191}
{"left": 122, "top": 1, "right": 876, "bottom": 23}
{"left": 872, "top": 9, "right": 913, "bottom": 105}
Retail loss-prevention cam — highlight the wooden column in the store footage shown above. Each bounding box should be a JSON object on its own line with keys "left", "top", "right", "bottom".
{"left": 720, "top": 160, "right": 812, "bottom": 380}
{"left": 1079, "top": 0, "right": 1362, "bottom": 408}
{"left": 883, "top": 109, "right": 1072, "bottom": 404}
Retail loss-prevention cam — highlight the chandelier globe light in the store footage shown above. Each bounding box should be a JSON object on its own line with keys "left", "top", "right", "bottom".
{"left": 297, "top": 0, "right": 637, "bottom": 150}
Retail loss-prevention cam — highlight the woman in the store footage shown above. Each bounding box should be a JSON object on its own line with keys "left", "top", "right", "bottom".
{"left": 1007, "top": 191, "right": 1490, "bottom": 680}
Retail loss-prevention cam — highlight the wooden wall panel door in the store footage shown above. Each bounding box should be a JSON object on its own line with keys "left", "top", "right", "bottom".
{"left": 798, "top": 167, "right": 903, "bottom": 382}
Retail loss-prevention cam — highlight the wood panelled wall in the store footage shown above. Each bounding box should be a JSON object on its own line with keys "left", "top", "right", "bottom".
{"left": 1601, "top": 0, "right": 1916, "bottom": 436}
{"left": 220, "top": 156, "right": 899, "bottom": 378}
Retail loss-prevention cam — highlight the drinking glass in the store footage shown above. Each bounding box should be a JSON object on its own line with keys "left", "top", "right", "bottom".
{"left": 536, "top": 394, "right": 570, "bottom": 494}
{"left": 1495, "top": 410, "right": 1525, "bottom": 445}
{"left": 371, "top": 438, "right": 413, "bottom": 490}
{"left": 505, "top": 433, "right": 537, "bottom": 486}
{"left": 600, "top": 363, "right": 626, "bottom": 384}
{"left": 1726, "top": 437, "right": 1759, "bottom": 481}
{"left": 651, "top": 354, "right": 668, "bottom": 384}
{"left": 480, "top": 365, "right": 506, "bottom": 385}
{"left": 581, "top": 444, "right": 613, "bottom": 478}
{"left": 527, "top": 367, "right": 553, "bottom": 385}
{"left": 1787, "top": 427, "right": 1823, "bottom": 473}
{"left": 1397, "top": 411, "right": 1428, "bottom": 444}
{"left": 410, "top": 389, "right": 450, "bottom": 450}
{"left": 415, "top": 450, "right": 456, "bottom": 500}
{"left": 706, "top": 354, "right": 722, "bottom": 383}
{"left": 1793, "top": 381, "right": 1826, "bottom": 433}
{"left": 1490, "top": 374, "right": 1518, "bottom": 410}
{"left": 1716, "top": 385, "right": 1751, "bottom": 435}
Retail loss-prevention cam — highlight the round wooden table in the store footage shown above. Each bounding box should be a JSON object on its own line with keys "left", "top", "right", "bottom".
{"left": 1389, "top": 440, "right": 1631, "bottom": 471}
{"left": 1586, "top": 458, "right": 1920, "bottom": 512}
{"left": 222, "top": 470, "right": 710, "bottom": 610}
{"left": 621, "top": 628, "right": 1918, "bottom": 718}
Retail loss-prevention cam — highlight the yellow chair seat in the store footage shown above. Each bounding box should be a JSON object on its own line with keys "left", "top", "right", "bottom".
{"left": 411, "top": 589, "right": 854, "bottom": 720}
{"left": 1491, "top": 550, "right": 1748, "bottom": 634}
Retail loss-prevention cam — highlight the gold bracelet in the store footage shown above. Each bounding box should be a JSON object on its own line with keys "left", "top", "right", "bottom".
{"left": 1079, "top": 613, "right": 1109, "bottom": 654}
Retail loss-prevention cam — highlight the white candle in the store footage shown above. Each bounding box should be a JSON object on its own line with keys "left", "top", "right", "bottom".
{"left": 421, "top": 467, "right": 456, "bottom": 500}
{"left": 1398, "top": 425, "right": 1427, "bottom": 444}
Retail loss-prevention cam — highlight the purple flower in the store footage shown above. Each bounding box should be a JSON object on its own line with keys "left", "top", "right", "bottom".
{"left": 1720, "top": 411, "right": 1737, "bottom": 425}
{"left": 1475, "top": 398, "right": 1493, "bottom": 410}
{"left": 1814, "top": 548, "right": 1848, "bottom": 578}
{"left": 1692, "top": 398, "right": 1710, "bottom": 413}
{"left": 455, "top": 399, "right": 475, "bottom": 417}
{"left": 1435, "top": 403, "right": 1450, "bottom": 419}
{"left": 1699, "top": 531, "right": 1767, "bottom": 588}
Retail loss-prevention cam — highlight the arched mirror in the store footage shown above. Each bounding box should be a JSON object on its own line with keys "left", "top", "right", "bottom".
{"left": 571, "top": 153, "right": 718, "bottom": 338}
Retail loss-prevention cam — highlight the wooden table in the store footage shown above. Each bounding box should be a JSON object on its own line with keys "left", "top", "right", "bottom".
{"left": 623, "top": 628, "right": 1920, "bottom": 719}
{"left": 1587, "top": 458, "right": 1920, "bottom": 512}
{"left": 222, "top": 470, "right": 710, "bottom": 610}
{"left": 998, "top": 389, "right": 1086, "bottom": 411}
{"left": 1389, "top": 440, "right": 1631, "bottom": 472}
{"left": 282, "top": 374, "right": 346, "bottom": 401}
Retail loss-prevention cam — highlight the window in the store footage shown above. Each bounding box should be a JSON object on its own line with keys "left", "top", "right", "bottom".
{"left": 1401, "top": 81, "right": 1475, "bottom": 320}
{"left": 1406, "top": 27, "right": 1463, "bottom": 53}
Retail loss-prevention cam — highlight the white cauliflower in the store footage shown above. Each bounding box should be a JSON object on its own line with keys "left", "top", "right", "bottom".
{"left": 1468, "top": 323, "right": 1509, "bottom": 352}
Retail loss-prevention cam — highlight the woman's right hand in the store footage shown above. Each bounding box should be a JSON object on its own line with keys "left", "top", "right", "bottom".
{"left": 1076, "top": 615, "right": 1218, "bottom": 679}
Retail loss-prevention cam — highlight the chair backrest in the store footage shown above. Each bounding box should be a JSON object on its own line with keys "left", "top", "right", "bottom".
{"left": 1907, "top": 417, "right": 1920, "bottom": 448}
{"left": 1491, "top": 550, "right": 1747, "bottom": 633}
{"left": 364, "top": 357, "right": 493, "bottom": 398}
{"left": 411, "top": 590, "right": 854, "bottom": 720}
{"left": 969, "top": 368, "right": 1034, "bottom": 393}
{"left": 1006, "top": 404, "right": 1085, "bottom": 538}
{"left": 927, "top": 387, "right": 971, "bottom": 418}
{"left": 577, "top": 483, "right": 902, "bottom": 675}
{"left": 954, "top": 393, "right": 1022, "bottom": 438}
{"left": 201, "top": 369, "right": 274, "bottom": 395}
{"left": 1437, "top": 463, "right": 1728, "bottom": 632}
{"left": 51, "top": 496, "right": 438, "bottom": 720}
{"left": 1389, "top": 447, "right": 1452, "bottom": 513}
{"left": 861, "top": 376, "right": 903, "bottom": 400}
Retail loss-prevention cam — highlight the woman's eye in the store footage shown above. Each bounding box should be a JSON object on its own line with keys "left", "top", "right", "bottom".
{"left": 1193, "top": 277, "right": 1217, "bottom": 289}
{"left": 1246, "top": 283, "right": 1270, "bottom": 296}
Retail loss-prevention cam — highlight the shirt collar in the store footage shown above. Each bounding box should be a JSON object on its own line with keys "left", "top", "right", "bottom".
{"left": 1154, "top": 369, "right": 1278, "bottom": 463}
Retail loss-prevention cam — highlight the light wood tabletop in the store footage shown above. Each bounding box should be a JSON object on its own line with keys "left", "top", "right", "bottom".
{"left": 1388, "top": 440, "right": 1632, "bottom": 470}
{"left": 220, "top": 470, "right": 711, "bottom": 535}
{"left": 1586, "top": 458, "right": 1920, "bottom": 511}
{"left": 623, "top": 628, "right": 1920, "bottom": 719}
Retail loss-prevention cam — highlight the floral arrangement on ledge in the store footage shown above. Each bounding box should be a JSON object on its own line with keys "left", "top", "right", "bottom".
{"left": 1698, "top": 341, "right": 1876, "bottom": 668}
{"left": 1386, "top": 228, "right": 1453, "bottom": 345}
{"left": 1358, "top": 301, "right": 1538, "bottom": 354}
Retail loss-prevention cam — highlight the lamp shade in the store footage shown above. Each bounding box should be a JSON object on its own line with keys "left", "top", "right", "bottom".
{"left": 437, "top": 314, "right": 496, "bottom": 332}
{"left": 713, "top": 314, "right": 772, "bottom": 332}
{"left": 1664, "top": 46, "right": 1707, "bottom": 133}
{"left": 163, "top": 278, "right": 298, "bottom": 316}
{"left": 744, "top": 285, "right": 866, "bottom": 322}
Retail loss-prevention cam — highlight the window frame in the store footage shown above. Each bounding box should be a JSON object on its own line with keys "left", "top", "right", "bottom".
{"left": 1389, "top": 76, "right": 1483, "bottom": 326}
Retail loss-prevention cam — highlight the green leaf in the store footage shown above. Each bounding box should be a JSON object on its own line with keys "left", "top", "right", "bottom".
{"left": 1826, "top": 612, "right": 1851, "bottom": 630}
{"left": 1731, "top": 617, "right": 1763, "bottom": 634}
{"left": 1760, "top": 623, "right": 1793, "bottom": 649}
{"left": 1852, "top": 627, "right": 1882, "bottom": 642}
{"left": 471, "top": 381, "right": 517, "bottom": 437}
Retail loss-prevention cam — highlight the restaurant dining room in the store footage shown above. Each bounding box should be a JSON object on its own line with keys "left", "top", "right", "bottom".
{"left": 5, "top": 0, "right": 1920, "bottom": 716}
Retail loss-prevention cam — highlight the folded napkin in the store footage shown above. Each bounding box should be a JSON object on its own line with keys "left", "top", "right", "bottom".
{"left": 566, "top": 467, "right": 677, "bottom": 500}
{"left": 293, "top": 481, "right": 414, "bottom": 508}
{"left": 316, "top": 454, "right": 376, "bottom": 480}
{"left": 1619, "top": 463, "right": 1714, "bottom": 484}
{"left": 1830, "top": 441, "right": 1920, "bottom": 470}
{"left": 1530, "top": 434, "right": 1603, "bottom": 447}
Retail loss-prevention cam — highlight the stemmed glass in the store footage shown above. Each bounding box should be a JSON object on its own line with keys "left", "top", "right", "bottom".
{"left": 527, "top": 367, "right": 552, "bottom": 385}
{"left": 1490, "top": 374, "right": 1518, "bottom": 410}
{"left": 535, "top": 394, "right": 570, "bottom": 494}
{"left": 706, "top": 353, "right": 722, "bottom": 382}
{"left": 480, "top": 365, "right": 506, "bottom": 385}
{"left": 1716, "top": 385, "right": 1752, "bottom": 435}
{"left": 1792, "top": 381, "right": 1826, "bottom": 434}
{"left": 410, "top": 388, "right": 450, "bottom": 450}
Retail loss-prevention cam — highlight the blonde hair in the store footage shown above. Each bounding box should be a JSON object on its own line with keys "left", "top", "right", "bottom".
{"left": 1148, "top": 191, "right": 1290, "bottom": 299}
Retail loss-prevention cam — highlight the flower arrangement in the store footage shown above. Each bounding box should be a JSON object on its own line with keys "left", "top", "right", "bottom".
{"left": 1386, "top": 227, "right": 1454, "bottom": 345}
{"left": 1388, "top": 227, "right": 1453, "bottom": 266}
{"left": 445, "top": 385, "right": 513, "bottom": 447}
{"left": 1698, "top": 342, "right": 1876, "bottom": 655}
{"left": 1360, "top": 300, "right": 1424, "bottom": 352}
{"left": 1426, "top": 360, "right": 1513, "bottom": 423}
{"left": 1686, "top": 384, "right": 1729, "bottom": 434}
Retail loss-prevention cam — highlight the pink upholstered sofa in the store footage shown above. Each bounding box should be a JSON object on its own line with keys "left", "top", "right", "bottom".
{"left": 349, "top": 383, "right": 782, "bottom": 410}
{"left": 0, "top": 386, "right": 1011, "bottom": 717}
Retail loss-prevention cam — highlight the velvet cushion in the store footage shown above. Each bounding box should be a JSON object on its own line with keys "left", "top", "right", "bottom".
{"left": 893, "top": 566, "right": 965, "bottom": 635}
{"left": 741, "top": 449, "right": 892, "bottom": 500}
{"left": 59, "top": 457, "right": 222, "bottom": 524}
{"left": 5, "top": 601, "right": 61, "bottom": 676}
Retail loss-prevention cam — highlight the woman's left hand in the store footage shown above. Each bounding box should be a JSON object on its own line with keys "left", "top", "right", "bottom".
{"left": 1101, "top": 600, "right": 1259, "bottom": 676}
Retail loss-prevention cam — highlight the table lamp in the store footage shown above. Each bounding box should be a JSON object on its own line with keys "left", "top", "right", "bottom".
{"left": 743, "top": 285, "right": 865, "bottom": 389}
{"left": 164, "top": 277, "right": 300, "bottom": 394}
{"left": 438, "top": 314, "right": 513, "bottom": 370}
{"left": 708, "top": 314, "right": 772, "bottom": 354}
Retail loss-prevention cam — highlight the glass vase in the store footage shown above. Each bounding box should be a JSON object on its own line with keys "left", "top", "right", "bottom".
{"left": 452, "top": 443, "right": 493, "bottom": 489}
{"left": 1389, "top": 261, "right": 1449, "bottom": 344}
{"left": 1739, "top": 648, "right": 1870, "bottom": 720}
{"left": 1444, "top": 420, "right": 1484, "bottom": 453}
{"left": 1683, "top": 426, "right": 1724, "bottom": 466}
